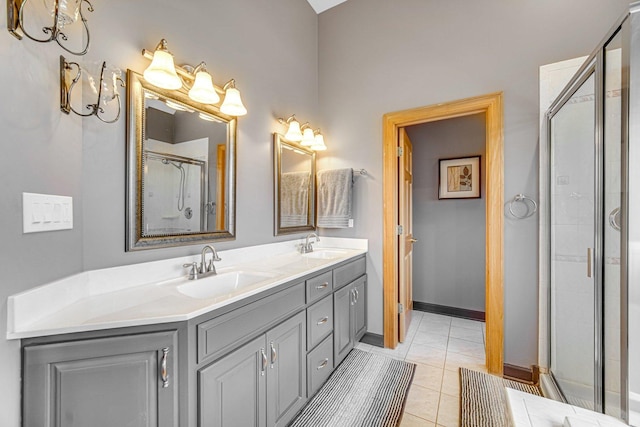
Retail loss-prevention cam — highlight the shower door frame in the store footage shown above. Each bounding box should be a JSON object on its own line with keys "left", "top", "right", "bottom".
{"left": 546, "top": 58, "right": 603, "bottom": 413}
{"left": 543, "top": 4, "right": 639, "bottom": 421}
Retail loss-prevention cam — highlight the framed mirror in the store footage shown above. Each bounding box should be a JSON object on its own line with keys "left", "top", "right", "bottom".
{"left": 273, "top": 133, "right": 316, "bottom": 235}
{"left": 126, "top": 70, "right": 236, "bottom": 251}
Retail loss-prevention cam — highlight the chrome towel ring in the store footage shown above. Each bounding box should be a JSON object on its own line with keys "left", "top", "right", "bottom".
{"left": 508, "top": 194, "right": 538, "bottom": 219}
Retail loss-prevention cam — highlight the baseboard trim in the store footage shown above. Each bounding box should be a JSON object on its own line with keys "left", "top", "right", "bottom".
{"left": 413, "top": 301, "right": 485, "bottom": 321}
{"left": 359, "top": 332, "right": 384, "bottom": 348}
{"left": 503, "top": 363, "right": 540, "bottom": 384}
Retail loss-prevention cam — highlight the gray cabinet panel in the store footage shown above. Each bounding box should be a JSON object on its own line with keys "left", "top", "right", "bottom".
{"left": 305, "top": 271, "right": 333, "bottom": 304}
{"left": 306, "top": 295, "right": 333, "bottom": 350}
{"left": 353, "top": 276, "right": 367, "bottom": 341}
{"left": 333, "top": 284, "right": 354, "bottom": 366}
{"left": 23, "top": 331, "right": 178, "bottom": 427}
{"left": 199, "top": 335, "right": 266, "bottom": 427}
{"left": 266, "top": 312, "right": 307, "bottom": 427}
{"left": 306, "top": 334, "right": 333, "bottom": 397}
{"left": 197, "top": 283, "right": 305, "bottom": 364}
{"left": 333, "top": 257, "right": 366, "bottom": 290}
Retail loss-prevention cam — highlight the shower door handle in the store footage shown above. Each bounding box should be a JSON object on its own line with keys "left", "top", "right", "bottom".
{"left": 587, "top": 248, "right": 593, "bottom": 278}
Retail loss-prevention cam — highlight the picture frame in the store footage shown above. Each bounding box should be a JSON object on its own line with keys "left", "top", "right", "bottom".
{"left": 438, "top": 156, "right": 481, "bottom": 199}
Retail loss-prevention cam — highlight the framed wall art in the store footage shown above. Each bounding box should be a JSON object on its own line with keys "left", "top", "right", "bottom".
{"left": 438, "top": 156, "right": 481, "bottom": 199}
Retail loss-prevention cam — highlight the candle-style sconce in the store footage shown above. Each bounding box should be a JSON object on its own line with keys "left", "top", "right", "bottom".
{"left": 60, "top": 55, "right": 125, "bottom": 123}
{"left": 7, "top": 0, "right": 93, "bottom": 55}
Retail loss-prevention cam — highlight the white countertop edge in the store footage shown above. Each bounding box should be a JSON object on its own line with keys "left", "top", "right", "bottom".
{"left": 8, "top": 237, "right": 368, "bottom": 340}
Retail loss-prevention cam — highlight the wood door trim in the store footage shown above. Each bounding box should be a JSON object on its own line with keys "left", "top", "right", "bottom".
{"left": 382, "top": 92, "right": 504, "bottom": 374}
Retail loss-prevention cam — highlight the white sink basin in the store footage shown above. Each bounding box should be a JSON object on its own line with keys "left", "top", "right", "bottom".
{"left": 177, "top": 271, "right": 276, "bottom": 299}
{"left": 302, "top": 249, "right": 349, "bottom": 260}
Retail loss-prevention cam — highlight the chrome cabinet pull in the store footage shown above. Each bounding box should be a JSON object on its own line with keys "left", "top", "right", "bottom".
{"left": 270, "top": 342, "right": 277, "bottom": 368}
{"left": 317, "top": 358, "right": 329, "bottom": 370}
{"left": 350, "top": 289, "right": 355, "bottom": 306}
{"left": 315, "top": 282, "right": 329, "bottom": 290}
{"left": 160, "top": 347, "right": 169, "bottom": 388}
{"left": 261, "top": 348, "right": 268, "bottom": 376}
{"left": 355, "top": 288, "right": 359, "bottom": 302}
{"left": 317, "top": 316, "right": 329, "bottom": 325}
{"left": 587, "top": 248, "right": 593, "bottom": 278}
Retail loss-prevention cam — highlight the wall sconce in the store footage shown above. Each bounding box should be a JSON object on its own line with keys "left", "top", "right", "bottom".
{"left": 7, "top": 0, "right": 93, "bottom": 55}
{"left": 60, "top": 55, "right": 125, "bottom": 123}
{"left": 278, "top": 115, "right": 327, "bottom": 151}
{"left": 142, "top": 39, "right": 247, "bottom": 116}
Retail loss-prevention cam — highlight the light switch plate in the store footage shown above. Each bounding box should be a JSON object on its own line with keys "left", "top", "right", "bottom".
{"left": 23, "top": 193, "right": 73, "bottom": 233}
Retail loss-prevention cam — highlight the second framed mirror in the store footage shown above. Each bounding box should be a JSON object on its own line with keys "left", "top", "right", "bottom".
{"left": 273, "top": 133, "right": 316, "bottom": 235}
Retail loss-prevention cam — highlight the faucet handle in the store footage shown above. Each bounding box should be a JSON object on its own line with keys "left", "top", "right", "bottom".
{"left": 183, "top": 262, "right": 199, "bottom": 280}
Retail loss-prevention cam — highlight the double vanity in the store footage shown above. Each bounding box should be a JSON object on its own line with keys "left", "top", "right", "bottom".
{"left": 8, "top": 237, "right": 367, "bottom": 427}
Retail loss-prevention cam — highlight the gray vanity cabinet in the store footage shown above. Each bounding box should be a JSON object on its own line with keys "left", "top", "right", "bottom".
{"left": 22, "top": 330, "right": 178, "bottom": 427}
{"left": 199, "top": 311, "right": 306, "bottom": 427}
{"left": 334, "top": 275, "right": 367, "bottom": 366}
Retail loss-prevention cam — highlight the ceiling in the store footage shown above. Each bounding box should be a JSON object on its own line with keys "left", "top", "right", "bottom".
{"left": 306, "top": 0, "right": 349, "bottom": 14}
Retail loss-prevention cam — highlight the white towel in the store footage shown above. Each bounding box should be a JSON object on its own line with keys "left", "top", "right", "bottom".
{"left": 280, "top": 172, "right": 310, "bottom": 227}
{"left": 317, "top": 168, "right": 353, "bottom": 228}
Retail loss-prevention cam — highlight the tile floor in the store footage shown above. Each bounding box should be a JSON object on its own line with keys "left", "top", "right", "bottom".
{"left": 355, "top": 311, "right": 487, "bottom": 427}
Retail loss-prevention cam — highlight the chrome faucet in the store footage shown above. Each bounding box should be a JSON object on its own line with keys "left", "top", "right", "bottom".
{"left": 200, "top": 245, "right": 222, "bottom": 274}
{"left": 299, "top": 233, "right": 320, "bottom": 254}
{"left": 183, "top": 245, "right": 222, "bottom": 280}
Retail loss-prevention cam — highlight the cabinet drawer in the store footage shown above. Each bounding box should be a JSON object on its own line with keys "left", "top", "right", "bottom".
{"left": 307, "top": 334, "right": 334, "bottom": 397}
{"left": 306, "top": 271, "right": 333, "bottom": 304}
{"left": 333, "top": 257, "right": 366, "bottom": 290}
{"left": 307, "top": 296, "right": 333, "bottom": 350}
{"left": 197, "top": 283, "right": 305, "bottom": 364}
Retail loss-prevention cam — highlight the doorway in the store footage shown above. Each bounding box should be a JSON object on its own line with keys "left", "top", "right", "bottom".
{"left": 382, "top": 92, "right": 504, "bottom": 375}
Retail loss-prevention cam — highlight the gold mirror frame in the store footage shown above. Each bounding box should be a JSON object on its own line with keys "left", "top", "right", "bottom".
{"left": 126, "top": 70, "right": 236, "bottom": 250}
{"left": 273, "top": 133, "right": 316, "bottom": 235}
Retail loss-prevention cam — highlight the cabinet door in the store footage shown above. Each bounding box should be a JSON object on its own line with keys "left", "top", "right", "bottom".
{"left": 199, "top": 335, "right": 267, "bottom": 427}
{"left": 266, "top": 311, "right": 307, "bottom": 427}
{"left": 23, "top": 330, "right": 178, "bottom": 427}
{"left": 334, "top": 283, "right": 354, "bottom": 365}
{"left": 353, "top": 276, "right": 367, "bottom": 340}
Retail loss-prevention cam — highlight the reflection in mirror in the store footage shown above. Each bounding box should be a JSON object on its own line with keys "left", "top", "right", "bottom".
{"left": 126, "top": 70, "right": 236, "bottom": 251}
{"left": 273, "top": 133, "right": 316, "bottom": 235}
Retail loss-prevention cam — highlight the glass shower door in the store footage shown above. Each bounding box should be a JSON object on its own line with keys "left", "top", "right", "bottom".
{"left": 550, "top": 71, "right": 598, "bottom": 410}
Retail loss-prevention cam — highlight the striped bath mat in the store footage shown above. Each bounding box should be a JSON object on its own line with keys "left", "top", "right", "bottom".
{"left": 460, "top": 367, "right": 543, "bottom": 427}
{"left": 289, "top": 349, "right": 416, "bottom": 427}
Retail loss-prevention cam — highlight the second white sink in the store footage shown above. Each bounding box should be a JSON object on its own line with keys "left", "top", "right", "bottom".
{"left": 178, "top": 271, "right": 277, "bottom": 299}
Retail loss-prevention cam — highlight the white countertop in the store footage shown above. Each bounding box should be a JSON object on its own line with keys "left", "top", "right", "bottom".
{"left": 7, "top": 237, "right": 367, "bottom": 340}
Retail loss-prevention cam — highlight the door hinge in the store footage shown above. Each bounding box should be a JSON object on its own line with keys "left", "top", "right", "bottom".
{"left": 397, "top": 147, "right": 404, "bottom": 157}
{"left": 398, "top": 303, "right": 404, "bottom": 314}
{"left": 396, "top": 225, "right": 403, "bottom": 235}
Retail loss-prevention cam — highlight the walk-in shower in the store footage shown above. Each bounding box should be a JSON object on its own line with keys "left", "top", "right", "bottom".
{"left": 544, "top": 3, "right": 640, "bottom": 424}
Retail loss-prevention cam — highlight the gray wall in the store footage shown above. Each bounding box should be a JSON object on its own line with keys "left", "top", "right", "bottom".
{"left": 316, "top": 0, "right": 629, "bottom": 368}
{"left": 0, "top": 0, "right": 317, "bottom": 424}
{"left": 406, "top": 114, "right": 486, "bottom": 312}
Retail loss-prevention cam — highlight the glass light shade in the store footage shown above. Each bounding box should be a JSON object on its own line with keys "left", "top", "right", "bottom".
{"left": 220, "top": 87, "right": 247, "bottom": 116}
{"left": 86, "top": 62, "right": 122, "bottom": 106}
{"left": 311, "top": 133, "right": 327, "bottom": 151}
{"left": 144, "top": 50, "right": 182, "bottom": 90}
{"left": 285, "top": 119, "right": 303, "bottom": 142}
{"left": 301, "top": 127, "right": 315, "bottom": 146}
{"left": 188, "top": 71, "right": 220, "bottom": 104}
{"left": 44, "top": 0, "right": 81, "bottom": 28}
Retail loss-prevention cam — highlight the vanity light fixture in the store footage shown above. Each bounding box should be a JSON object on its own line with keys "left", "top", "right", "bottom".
{"left": 60, "top": 55, "right": 125, "bottom": 123}
{"left": 142, "top": 39, "right": 247, "bottom": 116}
{"left": 7, "top": 0, "right": 93, "bottom": 55}
{"left": 278, "top": 115, "right": 303, "bottom": 142}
